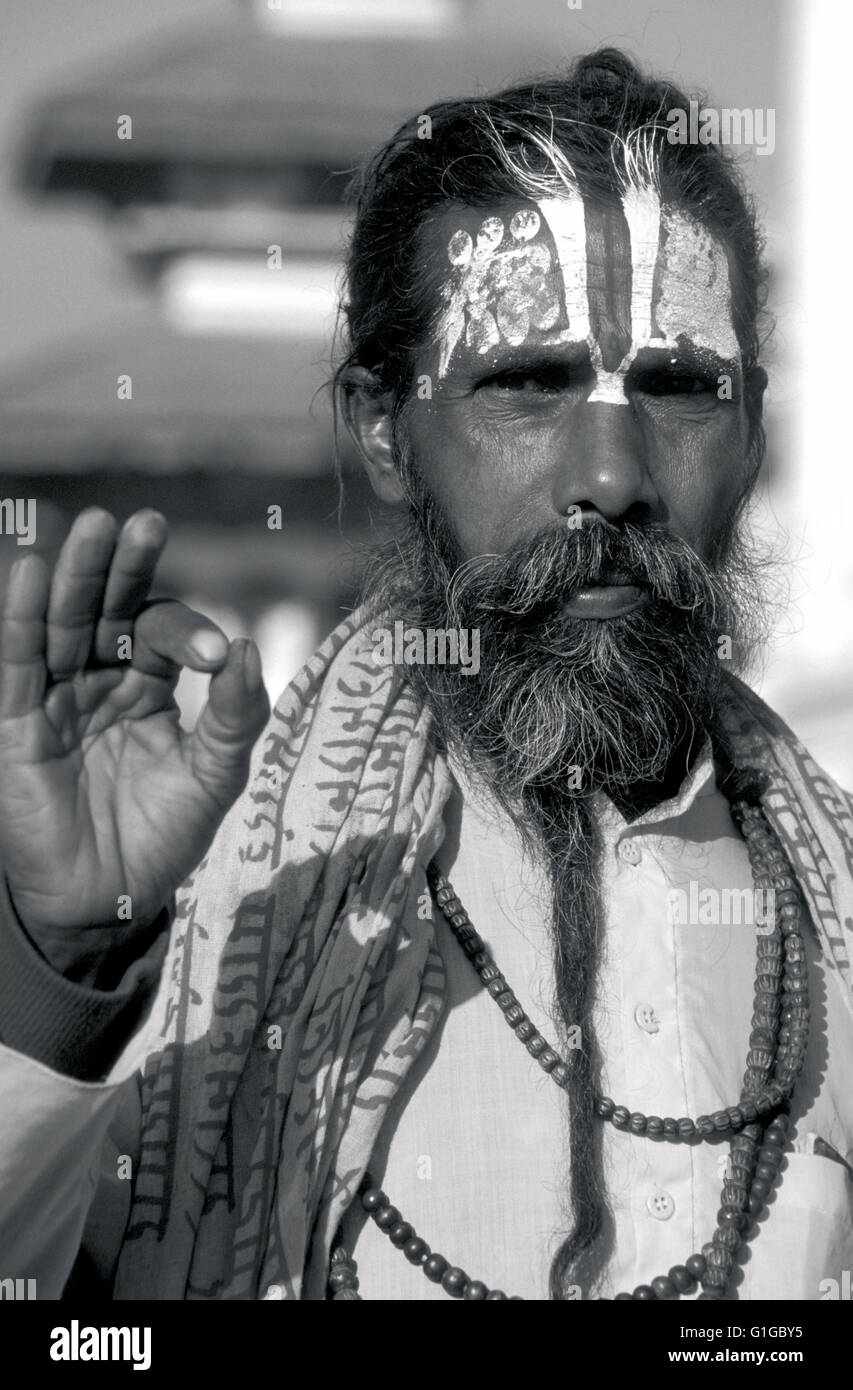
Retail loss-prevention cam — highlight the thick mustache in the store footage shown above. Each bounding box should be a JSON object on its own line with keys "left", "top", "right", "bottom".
{"left": 447, "top": 521, "right": 714, "bottom": 619}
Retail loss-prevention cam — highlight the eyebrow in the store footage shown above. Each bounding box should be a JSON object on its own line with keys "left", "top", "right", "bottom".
{"left": 446, "top": 341, "right": 593, "bottom": 378}
{"left": 443, "top": 338, "right": 741, "bottom": 383}
{"left": 628, "top": 342, "right": 742, "bottom": 380}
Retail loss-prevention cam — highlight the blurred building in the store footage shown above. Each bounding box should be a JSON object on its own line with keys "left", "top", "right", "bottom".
{"left": 1, "top": 0, "right": 655, "bottom": 704}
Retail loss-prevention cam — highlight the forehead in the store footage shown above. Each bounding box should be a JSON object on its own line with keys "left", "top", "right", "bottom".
{"left": 423, "top": 190, "right": 740, "bottom": 380}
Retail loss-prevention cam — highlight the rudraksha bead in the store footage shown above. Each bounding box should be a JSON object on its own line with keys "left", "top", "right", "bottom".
{"left": 712, "top": 1226, "right": 740, "bottom": 1252}
{"left": 374, "top": 1204, "right": 401, "bottom": 1233}
{"left": 423, "top": 1254, "right": 449, "bottom": 1283}
{"left": 404, "top": 1237, "right": 429, "bottom": 1265}
{"left": 748, "top": 1049, "right": 774, "bottom": 1071}
{"left": 389, "top": 1221, "right": 414, "bottom": 1247}
{"left": 463, "top": 1280, "right": 488, "bottom": 1300}
{"left": 361, "top": 1187, "right": 387, "bottom": 1213}
{"left": 729, "top": 1164, "right": 752, "bottom": 1185}
{"left": 441, "top": 1267, "right": 469, "bottom": 1298}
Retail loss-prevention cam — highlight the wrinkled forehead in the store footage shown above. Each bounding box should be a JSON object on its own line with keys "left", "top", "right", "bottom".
{"left": 424, "top": 188, "right": 740, "bottom": 382}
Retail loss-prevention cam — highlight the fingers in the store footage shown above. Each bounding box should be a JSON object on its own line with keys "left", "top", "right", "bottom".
{"left": 46, "top": 509, "right": 119, "bottom": 678}
{"left": 5, "top": 505, "right": 233, "bottom": 692}
{"left": 132, "top": 599, "right": 231, "bottom": 680}
{"left": 93, "top": 510, "right": 167, "bottom": 664}
{"left": 46, "top": 507, "right": 171, "bottom": 677}
{"left": 0, "top": 553, "right": 51, "bottom": 717}
{"left": 188, "top": 638, "right": 271, "bottom": 809}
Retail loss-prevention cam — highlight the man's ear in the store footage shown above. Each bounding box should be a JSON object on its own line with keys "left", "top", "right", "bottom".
{"left": 341, "top": 367, "right": 406, "bottom": 505}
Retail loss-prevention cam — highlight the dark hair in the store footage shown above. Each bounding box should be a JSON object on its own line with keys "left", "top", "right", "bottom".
{"left": 334, "top": 47, "right": 769, "bottom": 423}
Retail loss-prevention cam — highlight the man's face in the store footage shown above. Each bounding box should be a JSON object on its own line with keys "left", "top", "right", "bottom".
{"left": 356, "top": 181, "right": 768, "bottom": 808}
{"left": 403, "top": 189, "right": 756, "bottom": 579}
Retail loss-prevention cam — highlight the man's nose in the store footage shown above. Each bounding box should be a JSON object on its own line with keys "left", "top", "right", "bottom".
{"left": 551, "top": 401, "right": 659, "bottom": 522}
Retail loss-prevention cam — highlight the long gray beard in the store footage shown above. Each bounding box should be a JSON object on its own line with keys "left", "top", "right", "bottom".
{"left": 359, "top": 453, "right": 773, "bottom": 1297}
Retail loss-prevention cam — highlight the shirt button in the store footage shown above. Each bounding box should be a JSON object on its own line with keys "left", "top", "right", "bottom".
{"left": 634, "top": 1002, "right": 660, "bottom": 1034}
{"left": 618, "top": 839, "right": 642, "bottom": 865}
{"left": 647, "top": 1190, "right": 675, "bottom": 1220}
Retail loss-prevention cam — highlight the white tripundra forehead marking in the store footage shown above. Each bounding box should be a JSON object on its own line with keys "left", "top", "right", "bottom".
{"left": 447, "top": 229, "right": 473, "bottom": 266}
{"left": 654, "top": 211, "right": 740, "bottom": 360}
{"left": 436, "top": 210, "right": 563, "bottom": 376}
{"left": 585, "top": 185, "right": 662, "bottom": 404}
{"left": 509, "top": 208, "right": 540, "bottom": 241}
{"left": 536, "top": 192, "right": 590, "bottom": 343}
{"left": 622, "top": 185, "right": 662, "bottom": 348}
{"left": 435, "top": 185, "right": 740, "bottom": 400}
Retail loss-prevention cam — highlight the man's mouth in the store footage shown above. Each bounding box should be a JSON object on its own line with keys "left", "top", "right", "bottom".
{"left": 559, "top": 572, "right": 650, "bottom": 620}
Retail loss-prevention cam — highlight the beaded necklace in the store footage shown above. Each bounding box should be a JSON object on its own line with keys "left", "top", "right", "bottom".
{"left": 327, "top": 784, "right": 809, "bottom": 1301}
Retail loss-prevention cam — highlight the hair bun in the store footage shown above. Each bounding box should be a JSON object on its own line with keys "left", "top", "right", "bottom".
{"left": 575, "top": 48, "right": 637, "bottom": 90}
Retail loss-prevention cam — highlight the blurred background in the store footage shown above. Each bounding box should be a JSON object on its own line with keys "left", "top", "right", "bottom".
{"left": 0, "top": 0, "right": 849, "bottom": 784}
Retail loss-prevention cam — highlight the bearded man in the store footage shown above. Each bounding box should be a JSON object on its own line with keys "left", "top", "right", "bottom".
{"left": 0, "top": 49, "right": 851, "bottom": 1304}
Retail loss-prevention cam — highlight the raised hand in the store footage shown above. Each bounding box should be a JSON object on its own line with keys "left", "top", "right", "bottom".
{"left": 0, "top": 508, "right": 270, "bottom": 967}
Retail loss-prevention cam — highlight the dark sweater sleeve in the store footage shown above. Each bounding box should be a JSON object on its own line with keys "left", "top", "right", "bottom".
{"left": 0, "top": 876, "right": 171, "bottom": 1082}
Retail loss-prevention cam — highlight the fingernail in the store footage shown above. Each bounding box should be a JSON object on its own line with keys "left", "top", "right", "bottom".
{"left": 190, "top": 631, "right": 229, "bottom": 664}
{"left": 242, "top": 639, "right": 263, "bottom": 692}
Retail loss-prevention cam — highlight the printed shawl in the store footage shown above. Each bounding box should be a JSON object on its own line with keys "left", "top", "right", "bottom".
{"left": 112, "top": 608, "right": 853, "bottom": 1299}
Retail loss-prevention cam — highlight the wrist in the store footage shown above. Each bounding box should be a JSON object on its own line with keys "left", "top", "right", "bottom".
{"left": 5, "top": 885, "right": 173, "bottom": 989}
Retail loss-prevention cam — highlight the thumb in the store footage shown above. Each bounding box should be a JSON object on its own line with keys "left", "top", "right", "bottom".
{"left": 188, "top": 638, "right": 270, "bottom": 809}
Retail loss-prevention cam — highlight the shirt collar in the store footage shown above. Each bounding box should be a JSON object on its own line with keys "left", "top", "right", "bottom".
{"left": 590, "top": 734, "right": 718, "bottom": 836}
{"left": 446, "top": 735, "right": 718, "bottom": 833}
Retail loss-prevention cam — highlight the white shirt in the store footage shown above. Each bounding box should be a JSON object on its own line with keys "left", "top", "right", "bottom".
{"left": 344, "top": 745, "right": 853, "bottom": 1299}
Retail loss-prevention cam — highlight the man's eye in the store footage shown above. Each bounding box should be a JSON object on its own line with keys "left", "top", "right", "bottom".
{"left": 478, "top": 367, "right": 571, "bottom": 394}
{"left": 635, "top": 370, "right": 715, "bottom": 397}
